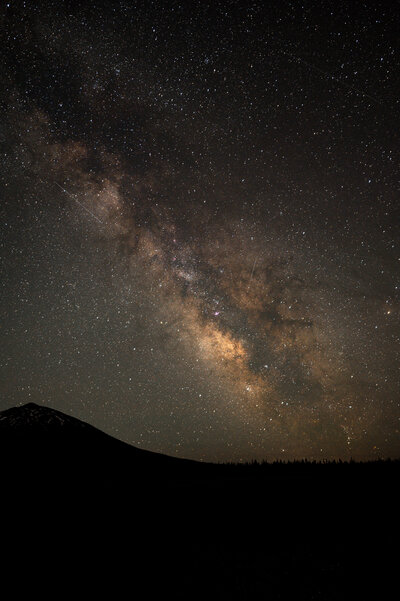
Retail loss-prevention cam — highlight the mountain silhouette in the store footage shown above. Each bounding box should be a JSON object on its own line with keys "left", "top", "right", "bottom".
{"left": 0, "top": 402, "right": 208, "bottom": 488}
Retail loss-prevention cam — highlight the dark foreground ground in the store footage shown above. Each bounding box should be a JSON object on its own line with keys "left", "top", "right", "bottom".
{"left": 1, "top": 403, "right": 398, "bottom": 599}
{"left": 3, "top": 473, "right": 397, "bottom": 600}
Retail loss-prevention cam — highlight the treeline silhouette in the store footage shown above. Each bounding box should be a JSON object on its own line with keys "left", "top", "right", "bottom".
{"left": 221, "top": 456, "right": 398, "bottom": 471}
{"left": 176, "top": 456, "right": 400, "bottom": 483}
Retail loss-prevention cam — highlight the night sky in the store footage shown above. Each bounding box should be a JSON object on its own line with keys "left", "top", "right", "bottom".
{"left": 1, "top": 0, "right": 399, "bottom": 462}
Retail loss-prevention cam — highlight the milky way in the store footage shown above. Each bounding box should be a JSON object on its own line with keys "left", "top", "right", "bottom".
{"left": 1, "top": 1, "right": 399, "bottom": 461}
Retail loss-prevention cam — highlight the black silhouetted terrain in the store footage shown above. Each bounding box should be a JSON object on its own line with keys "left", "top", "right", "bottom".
{"left": 1, "top": 402, "right": 398, "bottom": 600}
{"left": 0, "top": 402, "right": 213, "bottom": 487}
{"left": 1, "top": 403, "right": 398, "bottom": 491}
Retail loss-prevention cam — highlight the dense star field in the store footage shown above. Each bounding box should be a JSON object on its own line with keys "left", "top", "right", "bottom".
{"left": 0, "top": 1, "right": 399, "bottom": 462}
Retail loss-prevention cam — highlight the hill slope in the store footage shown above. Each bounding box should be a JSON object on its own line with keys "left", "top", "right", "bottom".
{"left": 0, "top": 402, "right": 207, "bottom": 486}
